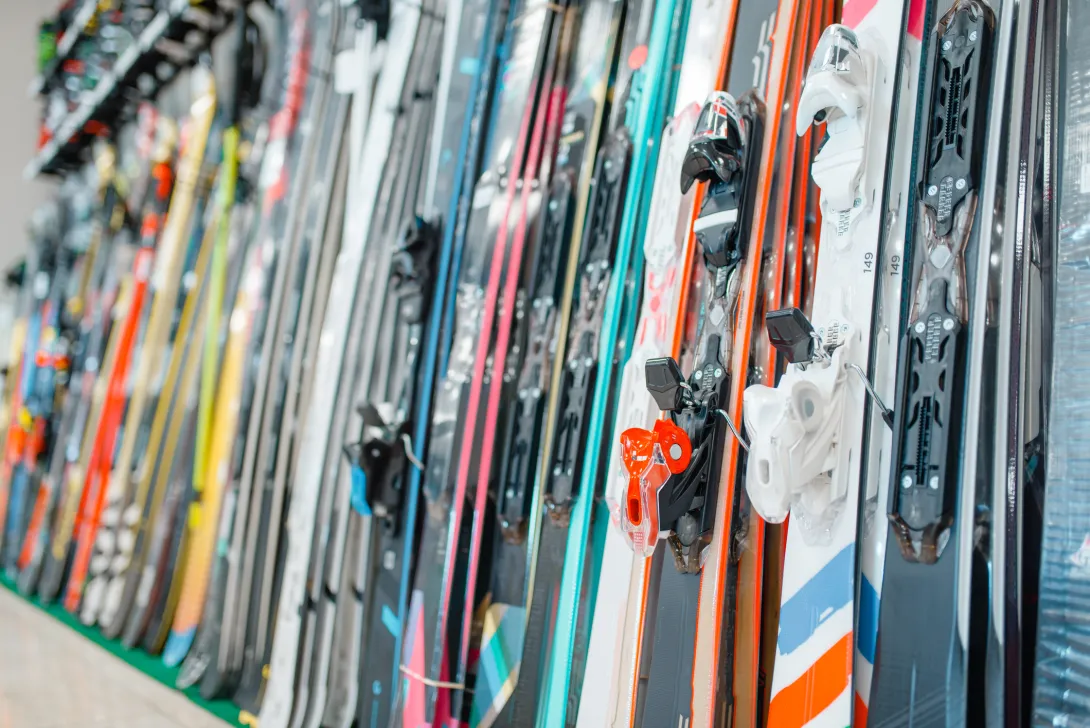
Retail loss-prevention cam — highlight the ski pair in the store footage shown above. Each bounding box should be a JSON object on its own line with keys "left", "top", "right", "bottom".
{"left": 866, "top": 0, "right": 1041, "bottom": 724}
{"left": 493, "top": 0, "right": 697, "bottom": 724}
{"left": 393, "top": 0, "right": 574, "bottom": 724}
{"left": 1032, "top": 0, "right": 1090, "bottom": 723}
{"left": 16, "top": 142, "right": 130, "bottom": 598}
{"left": 469, "top": 0, "right": 631, "bottom": 724}
{"left": 193, "top": 0, "right": 323, "bottom": 709}
{"left": 280, "top": 2, "right": 443, "bottom": 726}
{"left": 59, "top": 69, "right": 218, "bottom": 617}
{"left": 0, "top": 202, "right": 73, "bottom": 578}
{"left": 34, "top": 110, "right": 178, "bottom": 608}
{"left": 258, "top": 0, "right": 428, "bottom": 724}
{"left": 9, "top": 143, "right": 127, "bottom": 587}
{"left": 609, "top": 0, "right": 846, "bottom": 723}
{"left": 732, "top": 0, "right": 916, "bottom": 722}
{"left": 575, "top": 0, "right": 748, "bottom": 721}
{"left": 341, "top": 0, "right": 512, "bottom": 724}
{"left": 870, "top": 0, "right": 1052, "bottom": 722}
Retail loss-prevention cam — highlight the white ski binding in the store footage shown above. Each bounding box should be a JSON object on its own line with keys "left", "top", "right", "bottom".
{"left": 795, "top": 24, "right": 874, "bottom": 242}
{"left": 744, "top": 305, "right": 858, "bottom": 531}
{"left": 744, "top": 24, "right": 891, "bottom": 538}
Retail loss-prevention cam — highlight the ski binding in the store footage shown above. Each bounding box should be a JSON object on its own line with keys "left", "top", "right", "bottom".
{"left": 743, "top": 24, "right": 886, "bottom": 534}
{"left": 891, "top": 0, "right": 991, "bottom": 563}
{"left": 620, "top": 91, "right": 759, "bottom": 572}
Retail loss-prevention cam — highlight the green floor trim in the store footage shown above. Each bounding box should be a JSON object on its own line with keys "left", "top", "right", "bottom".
{"left": 0, "top": 574, "right": 244, "bottom": 726}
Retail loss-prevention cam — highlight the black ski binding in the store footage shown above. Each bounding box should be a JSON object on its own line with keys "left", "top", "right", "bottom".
{"left": 496, "top": 167, "right": 572, "bottom": 542}
{"left": 344, "top": 403, "right": 407, "bottom": 530}
{"left": 543, "top": 132, "right": 631, "bottom": 521}
{"left": 920, "top": 0, "right": 991, "bottom": 237}
{"left": 626, "top": 90, "right": 762, "bottom": 572}
{"left": 890, "top": 0, "right": 993, "bottom": 563}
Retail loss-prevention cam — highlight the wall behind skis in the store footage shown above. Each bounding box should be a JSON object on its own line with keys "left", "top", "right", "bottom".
{"left": 0, "top": 2, "right": 57, "bottom": 274}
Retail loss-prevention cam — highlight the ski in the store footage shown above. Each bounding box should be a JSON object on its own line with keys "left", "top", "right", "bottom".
{"left": 740, "top": 3, "right": 906, "bottom": 724}
{"left": 686, "top": 2, "right": 809, "bottom": 721}
{"left": 980, "top": 0, "right": 1043, "bottom": 720}
{"left": 15, "top": 150, "right": 124, "bottom": 596}
{"left": 617, "top": 0, "right": 814, "bottom": 721}
{"left": 622, "top": 87, "right": 762, "bottom": 727}
{"left": 35, "top": 112, "right": 178, "bottom": 606}
{"left": 869, "top": 0, "right": 1002, "bottom": 723}
{"left": 852, "top": 0, "right": 925, "bottom": 718}
{"left": 1030, "top": 0, "right": 1089, "bottom": 723}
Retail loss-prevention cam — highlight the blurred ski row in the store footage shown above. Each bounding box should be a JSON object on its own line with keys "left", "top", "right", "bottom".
{"left": 2, "top": 0, "right": 1076, "bottom": 725}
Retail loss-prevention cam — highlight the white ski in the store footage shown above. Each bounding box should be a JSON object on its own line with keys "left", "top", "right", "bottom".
{"left": 740, "top": 10, "right": 901, "bottom": 726}
{"left": 854, "top": 0, "right": 924, "bottom": 713}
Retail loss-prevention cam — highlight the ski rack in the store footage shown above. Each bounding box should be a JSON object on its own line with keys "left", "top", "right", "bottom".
{"left": 26, "top": 0, "right": 250, "bottom": 179}
{"left": 30, "top": 0, "right": 101, "bottom": 96}
{"left": 620, "top": 91, "right": 761, "bottom": 571}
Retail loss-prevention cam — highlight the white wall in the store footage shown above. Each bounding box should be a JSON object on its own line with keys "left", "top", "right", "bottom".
{"left": 0, "top": 2, "right": 59, "bottom": 274}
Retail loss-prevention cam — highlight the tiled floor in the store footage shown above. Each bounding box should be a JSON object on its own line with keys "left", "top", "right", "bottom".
{"left": 0, "top": 588, "right": 229, "bottom": 728}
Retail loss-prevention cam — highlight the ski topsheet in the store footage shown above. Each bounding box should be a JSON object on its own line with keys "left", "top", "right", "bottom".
{"left": 870, "top": 0, "right": 1002, "bottom": 723}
